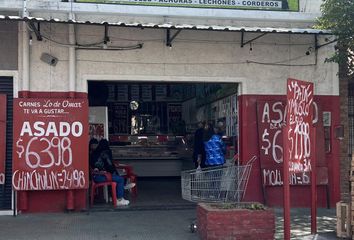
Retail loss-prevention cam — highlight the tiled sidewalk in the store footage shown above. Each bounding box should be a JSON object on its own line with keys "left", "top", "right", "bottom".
{"left": 274, "top": 208, "right": 337, "bottom": 239}
{"left": 0, "top": 207, "right": 338, "bottom": 240}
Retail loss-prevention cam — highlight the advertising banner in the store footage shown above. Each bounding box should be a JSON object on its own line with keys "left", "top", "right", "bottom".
{"left": 0, "top": 95, "right": 6, "bottom": 185}
{"left": 76, "top": 0, "right": 299, "bottom": 11}
{"left": 283, "top": 78, "right": 315, "bottom": 238}
{"left": 13, "top": 98, "right": 89, "bottom": 191}
{"left": 285, "top": 79, "right": 314, "bottom": 173}
{"left": 257, "top": 100, "right": 310, "bottom": 186}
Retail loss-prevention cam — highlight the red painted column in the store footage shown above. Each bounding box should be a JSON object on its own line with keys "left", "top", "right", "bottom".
{"left": 311, "top": 126, "right": 317, "bottom": 234}
{"left": 66, "top": 190, "right": 75, "bottom": 211}
{"left": 283, "top": 132, "right": 290, "bottom": 240}
{"left": 18, "top": 191, "right": 28, "bottom": 211}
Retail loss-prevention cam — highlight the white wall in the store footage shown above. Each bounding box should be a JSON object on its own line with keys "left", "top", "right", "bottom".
{"left": 18, "top": 22, "right": 338, "bottom": 96}
{"left": 0, "top": 22, "right": 18, "bottom": 70}
{"left": 2, "top": 0, "right": 323, "bottom": 28}
{"left": 89, "top": 106, "right": 109, "bottom": 139}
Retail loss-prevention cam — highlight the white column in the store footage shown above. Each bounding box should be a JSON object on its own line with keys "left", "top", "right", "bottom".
{"left": 22, "top": 0, "right": 30, "bottom": 93}
{"left": 68, "top": 4, "right": 76, "bottom": 95}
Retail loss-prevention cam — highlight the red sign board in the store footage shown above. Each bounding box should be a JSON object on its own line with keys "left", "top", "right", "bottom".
{"left": 0, "top": 95, "right": 6, "bottom": 185}
{"left": 12, "top": 98, "right": 89, "bottom": 191}
{"left": 285, "top": 79, "right": 314, "bottom": 173}
{"left": 257, "top": 100, "right": 310, "bottom": 186}
{"left": 257, "top": 101, "right": 286, "bottom": 168}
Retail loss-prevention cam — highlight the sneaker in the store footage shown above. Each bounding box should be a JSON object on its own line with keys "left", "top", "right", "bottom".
{"left": 116, "top": 198, "right": 130, "bottom": 206}
{"left": 124, "top": 182, "right": 136, "bottom": 190}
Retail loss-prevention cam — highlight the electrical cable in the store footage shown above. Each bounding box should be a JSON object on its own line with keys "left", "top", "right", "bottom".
{"left": 41, "top": 34, "right": 143, "bottom": 50}
{"left": 77, "top": 54, "right": 314, "bottom": 66}
{"left": 27, "top": 22, "right": 143, "bottom": 50}
{"left": 246, "top": 60, "right": 315, "bottom": 66}
{"left": 246, "top": 53, "right": 316, "bottom": 66}
{"left": 24, "top": 22, "right": 319, "bottom": 63}
{"left": 76, "top": 44, "right": 143, "bottom": 51}
{"left": 42, "top": 35, "right": 107, "bottom": 47}
{"left": 75, "top": 31, "right": 319, "bottom": 46}
{"left": 103, "top": 36, "right": 316, "bottom": 46}
{"left": 26, "top": 23, "right": 317, "bottom": 47}
{"left": 25, "top": 22, "right": 326, "bottom": 54}
{"left": 76, "top": 59, "right": 248, "bottom": 65}
{"left": 27, "top": 22, "right": 105, "bottom": 47}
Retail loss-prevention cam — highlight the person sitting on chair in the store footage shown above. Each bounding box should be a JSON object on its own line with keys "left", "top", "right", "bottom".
{"left": 89, "top": 138, "right": 135, "bottom": 206}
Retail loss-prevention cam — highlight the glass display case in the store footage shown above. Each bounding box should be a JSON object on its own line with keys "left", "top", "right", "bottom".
{"left": 110, "top": 135, "right": 191, "bottom": 177}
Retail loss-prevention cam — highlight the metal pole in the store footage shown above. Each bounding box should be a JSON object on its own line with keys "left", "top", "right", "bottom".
{"left": 283, "top": 127, "right": 290, "bottom": 240}
{"left": 13, "top": 190, "right": 16, "bottom": 217}
{"left": 311, "top": 126, "right": 317, "bottom": 234}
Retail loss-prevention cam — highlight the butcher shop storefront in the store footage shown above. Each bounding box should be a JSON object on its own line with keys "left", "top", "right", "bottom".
{"left": 0, "top": 0, "right": 342, "bottom": 213}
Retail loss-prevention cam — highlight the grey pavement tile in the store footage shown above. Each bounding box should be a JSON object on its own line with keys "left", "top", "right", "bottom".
{"left": 0, "top": 207, "right": 339, "bottom": 240}
{"left": 0, "top": 177, "right": 339, "bottom": 240}
{"left": 274, "top": 208, "right": 338, "bottom": 240}
{"left": 0, "top": 210, "right": 199, "bottom": 240}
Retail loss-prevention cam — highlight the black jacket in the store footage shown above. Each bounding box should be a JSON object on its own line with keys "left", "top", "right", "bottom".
{"left": 91, "top": 149, "right": 117, "bottom": 174}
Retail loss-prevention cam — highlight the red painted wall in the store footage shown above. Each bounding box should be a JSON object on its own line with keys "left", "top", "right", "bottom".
{"left": 15, "top": 91, "right": 341, "bottom": 212}
{"left": 239, "top": 95, "right": 340, "bottom": 208}
{"left": 18, "top": 190, "right": 87, "bottom": 213}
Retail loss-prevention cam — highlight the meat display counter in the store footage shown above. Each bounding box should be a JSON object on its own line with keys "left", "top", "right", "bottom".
{"left": 110, "top": 141, "right": 189, "bottom": 177}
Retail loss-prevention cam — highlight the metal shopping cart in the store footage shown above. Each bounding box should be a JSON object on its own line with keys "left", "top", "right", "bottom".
{"left": 181, "top": 156, "right": 256, "bottom": 232}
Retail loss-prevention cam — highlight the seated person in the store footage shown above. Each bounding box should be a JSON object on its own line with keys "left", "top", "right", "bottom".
{"left": 89, "top": 138, "right": 135, "bottom": 206}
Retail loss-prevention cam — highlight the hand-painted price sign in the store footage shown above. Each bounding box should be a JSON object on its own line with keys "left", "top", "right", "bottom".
{"left": 257, "top": 101, "right": 286, "bottom": 167}
{"left": 285, "top": 79, "right": 314, "bottom": 173}
{"left": 257, "top": 100, "right": 311, "bottom": 186}
{"left": 12, "top": 98, "right": 89, "bottom": 191}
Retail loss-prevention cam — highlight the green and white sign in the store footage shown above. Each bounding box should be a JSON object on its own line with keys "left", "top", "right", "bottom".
{"left": 76, "top": 0, "right": 299, "bottom": 11}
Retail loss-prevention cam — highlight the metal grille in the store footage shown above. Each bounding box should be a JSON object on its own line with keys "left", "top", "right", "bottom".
{"left": 0, "top": 77, "right": 13, "bottom": 210}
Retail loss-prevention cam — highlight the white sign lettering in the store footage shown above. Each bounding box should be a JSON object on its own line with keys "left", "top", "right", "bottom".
{"left": 286, "top": 80, "right": 314, "bottom": 173}
{"left": 12, "top": 169, "right": 85, "bottom": 191}
{"left": 76, "top": 0, "right": 286, "bottom": 10}
{"left": 20, "top": 121, "right": 83, "bottom": 137}
{"left": 263, "top": 169, "right": 310, "bottom": 186}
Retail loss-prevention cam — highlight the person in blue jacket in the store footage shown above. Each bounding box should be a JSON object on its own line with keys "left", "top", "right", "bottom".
{"left": 202, "top": 122, "right": 226, "bottom": 198}
{"left": 203, "top": 122, "right": 226, "bottom": 167}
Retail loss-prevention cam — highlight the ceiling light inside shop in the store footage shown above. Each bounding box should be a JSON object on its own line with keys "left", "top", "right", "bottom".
{"left": 103, "top": 40, "right": 108, "bottom": 49}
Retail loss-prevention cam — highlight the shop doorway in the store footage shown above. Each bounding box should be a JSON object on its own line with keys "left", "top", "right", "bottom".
{"left": 0, "top": 77, "right": 13, "bottom": 211}
{"left": 88, "top": 80, "right": 239, "bottom": 209}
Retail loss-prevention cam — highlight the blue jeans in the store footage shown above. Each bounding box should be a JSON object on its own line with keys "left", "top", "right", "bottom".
{"left": 93, "top": 173, "right": 124, "bottom": 198}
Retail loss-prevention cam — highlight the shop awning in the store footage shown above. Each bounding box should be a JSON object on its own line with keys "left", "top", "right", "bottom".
{"left": 0, "top": 14, "right": 331, "bottom": 35}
